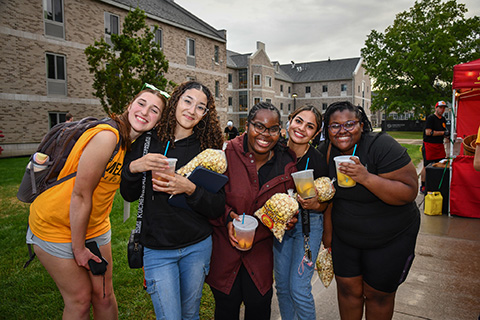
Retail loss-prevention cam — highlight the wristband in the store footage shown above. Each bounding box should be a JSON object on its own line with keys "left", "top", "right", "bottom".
{"left": 430, "top": 130, "right": 434, "bottom": 136}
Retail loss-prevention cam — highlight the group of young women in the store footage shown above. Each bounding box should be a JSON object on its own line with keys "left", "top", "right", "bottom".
{"left": 27, "top": 80, "right": 420, "bottom": 320}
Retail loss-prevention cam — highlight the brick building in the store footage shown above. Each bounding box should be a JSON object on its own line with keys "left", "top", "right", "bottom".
{"left": 0, "top": 1, "right": 371, "bottom": 158}
{"left": 0, "top": 0, "right": 227, "bottom": 157}
{"left": 226, "top": 41, "right": 372, "bottom": 129}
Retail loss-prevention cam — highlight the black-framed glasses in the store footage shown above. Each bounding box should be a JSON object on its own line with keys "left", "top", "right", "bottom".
{"left": 249, "top": 121, "right": 281, "bottom": 136}
{"left": 328, "top": 120, "right": 359, "bottom": 134}
{"left": 141, "top": 83, "right": 171, "bottom": 100}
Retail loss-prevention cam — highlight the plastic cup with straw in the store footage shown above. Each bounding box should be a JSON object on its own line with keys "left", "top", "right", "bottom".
{"left": 333, "top": 144, "right": 358, "bottom": 188}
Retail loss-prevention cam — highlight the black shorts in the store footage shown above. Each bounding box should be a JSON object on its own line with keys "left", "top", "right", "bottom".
{"left": 331, "top": 218, "right": 419, "bottom": 293}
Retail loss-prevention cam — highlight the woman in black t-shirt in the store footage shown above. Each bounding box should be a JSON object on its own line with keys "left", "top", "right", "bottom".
{"left": 321, "top": 101, "right": 420, "bottom": 320}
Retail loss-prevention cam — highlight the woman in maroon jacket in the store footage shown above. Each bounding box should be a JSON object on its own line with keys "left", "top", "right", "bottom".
{"left": 206, "top": 102, "right": 297, "bottom": 320}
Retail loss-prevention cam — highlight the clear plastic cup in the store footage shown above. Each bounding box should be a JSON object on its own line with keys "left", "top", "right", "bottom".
{"left": 233, "top": 215, "right": 258, "bottom": 251}
{"left": 152, "top": 158, "right": 177, "bottom": 181}
{"left": 333, "top": 155, "right": 358, "bottom": 188}
{"left": 291, "top": 169, "right": 316, "bottom": 199}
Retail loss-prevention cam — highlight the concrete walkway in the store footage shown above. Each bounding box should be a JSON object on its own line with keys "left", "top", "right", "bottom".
{"left": 264, "top": 139, "right": 480, "bottom": 320}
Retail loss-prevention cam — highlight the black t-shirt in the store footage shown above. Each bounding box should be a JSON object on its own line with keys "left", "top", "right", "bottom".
{"left": 423, "top": 114, "right": 446, "bottom": 144}
{"left": 325, "top": 132, "right": 420, "bottom": 248}
{"left": 296, "top": 145, "right": 328, "bottom": 179}
{"left": 224, "top": 126, "right": 239, "bottom": 140}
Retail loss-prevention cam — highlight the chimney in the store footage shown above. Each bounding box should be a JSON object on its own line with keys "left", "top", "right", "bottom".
{"left": 256, "top": 41, "right": 265, "bottom": 51}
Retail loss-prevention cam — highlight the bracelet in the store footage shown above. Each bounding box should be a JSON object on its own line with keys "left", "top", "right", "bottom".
{"left": 430, "top": 130, "right": 434, "bottom": 136}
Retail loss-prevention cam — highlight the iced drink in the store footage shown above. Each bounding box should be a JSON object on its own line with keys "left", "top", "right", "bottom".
{"left": 291, "top": 169, "right": 316, "bottom": 199}
{"left": 152, "top": 158, "right": 177, "bottom": 181}
{"left": 333, "top": 155, "right": 358, "bottom": 188}
{"left": 233, "top": 215, "right": 258, "bottom": 251}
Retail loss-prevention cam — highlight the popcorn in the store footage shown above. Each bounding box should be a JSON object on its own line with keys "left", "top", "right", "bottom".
{"left": 316, "top": 248, "right": 334, "bottom": 288}
{"left": 177, "top": 149, "right": 227, "bottom": 176}
{"left": 314, "top": 177, "right": 336, "bottom": 202}
{"left": 254, "top": 192, "right": 298, "bottom": 242}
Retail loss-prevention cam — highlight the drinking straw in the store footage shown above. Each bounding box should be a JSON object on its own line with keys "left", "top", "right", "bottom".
{"left": 346, "top": 144, "right": 357, "bottom": 183}
{"left": 164, "top": 141, "right": 170, "bottom": 156}
{"left": 242, "top": 212, "right": 245, "bottom": 224}
{"left": 305, "top": 157, "right": 310, "bottom": 170}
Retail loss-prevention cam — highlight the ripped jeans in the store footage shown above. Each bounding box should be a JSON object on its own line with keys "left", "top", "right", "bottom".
{"left": 143, "top": 236, "right": 212, "bottom": 320}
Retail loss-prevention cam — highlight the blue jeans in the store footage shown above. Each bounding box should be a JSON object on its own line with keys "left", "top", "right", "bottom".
{"left": 273, "top": 211, "right": 323, "bottom": 320}
{"left": 143, "top": 236, "right": 212, "bottom": 320}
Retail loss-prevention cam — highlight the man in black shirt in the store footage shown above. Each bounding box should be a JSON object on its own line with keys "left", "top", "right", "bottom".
{"left": 420, "top": 100, "right": 448, "bottom": 193}
{"left": 224, "top": 120, "right": 239, "bottom": 140}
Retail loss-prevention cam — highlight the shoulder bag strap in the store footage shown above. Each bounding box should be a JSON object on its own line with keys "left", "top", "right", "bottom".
{"left": 133, "top": 132, "right": 152, "bottom": 242}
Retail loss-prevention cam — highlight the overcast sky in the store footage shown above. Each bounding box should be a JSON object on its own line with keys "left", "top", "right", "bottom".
{"left": 175, "top": 0, "right": 480, "bottom": 65}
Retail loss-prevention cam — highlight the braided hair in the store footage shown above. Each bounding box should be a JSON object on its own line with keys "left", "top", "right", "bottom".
{"left": 322, "top": 101, "right": 372, "bottom": 142}
{"left": 247, "top": 101, "right": 281, "bottom": 124}
{"left": 157, "top": 81, "right": 223, "bottom": 150}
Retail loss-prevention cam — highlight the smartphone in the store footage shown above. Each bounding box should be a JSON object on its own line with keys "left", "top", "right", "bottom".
{"left": 85, "top": 241, "right": 108, "bottom": 275}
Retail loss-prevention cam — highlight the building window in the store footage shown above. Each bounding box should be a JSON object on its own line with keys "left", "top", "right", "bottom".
{"left": 49, "top": 112, "right": 67, "bottom": 128}
{"left": 254, "top": 97, "right": 261, "bottom": 105}
{"left": 266, "top": 76, "right": 272, "bottom": 87}
{"left": 322, "top": 85, "right": 328, "bottom": 92}
{"left": 239, "top": 91, "right": 247, "bottom": 111}
{"left": 215, "top": 81, "right": 220, "bottom": 98}
{"left": 104, "top": 12, "right": 119, "bottom": 46}
{"left": 266, "top": 98, "right": 271, "bottom": 103}
{"left": 306, "top": 86, "right": 311, "bottom": 94}
{"left": 280, "top": 103, "right": 283, "bottom": 110}
{"left": 239, "top": 69, "right": 247, "bottom": 89}
{"left": 280, "top": 85, "right": 283, "bottom": 92}
{"left": 228, "top": 73, "right": 232, "bottom": 83}
{"left": 288, "top": 87, "right": 291, "bottom": 94}
{"left": 322, "top": 103, "right": 327, "bottom": 110}
{"left": 44, "top": 0, "right": 64, "bottom": 39}
{"left": 288, "top": 104, "right": 291, "bottom": 112}
{"left": 228, "top": 97, "right": 233, "bottom": 106}
{"left": 154, "top": 28, "right": 163, "bottom": 49}
{"left": 214, "top": 45, "right": 219, "bottom": 63}
{"left": 187, "top": 38, "right": 195, "bottom": 66}
{"left": 341, "top": 84, "right": 347, "bottom": 92}
{"left": 46, "top": 53, "right": 67, "bottom": 96}
{"left": 254, "top": 74, "right": 261, "bottom": 86}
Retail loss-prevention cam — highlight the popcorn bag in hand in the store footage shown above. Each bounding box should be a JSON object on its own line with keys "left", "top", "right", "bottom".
{"left": 316, "top": 248, "right": 334, "bottom": 288}
{"left": 177, "top": 149, "right": 227, "bottom": 176}
{"left": 314, "top": 177, "right": 336, "bottom": 202}
{"left": 254, "top": 191, "right": 298, "bottom": 242}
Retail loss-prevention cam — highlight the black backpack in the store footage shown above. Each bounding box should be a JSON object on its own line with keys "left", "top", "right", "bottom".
{"left": 17, "top": 117, "right": 121, "bottom": 204}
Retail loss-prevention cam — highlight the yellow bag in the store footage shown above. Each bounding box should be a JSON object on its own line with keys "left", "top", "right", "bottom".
{"left": 424, "top": 191, "right": 443, "bottom": 216}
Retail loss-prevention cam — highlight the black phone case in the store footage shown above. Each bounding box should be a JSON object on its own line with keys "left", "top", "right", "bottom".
{"left": 85, "top": 241, "right": 108, "bottom": 275}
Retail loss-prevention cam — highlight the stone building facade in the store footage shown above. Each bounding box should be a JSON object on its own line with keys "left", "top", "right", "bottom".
{"left": 0, "top": 0, "right": 227, "bottom": 157}
{"left": 226, "top": 42, "right": 372, "bottom": 129}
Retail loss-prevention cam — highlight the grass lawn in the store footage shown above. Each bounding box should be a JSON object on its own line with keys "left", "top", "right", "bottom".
{"left": 385, "top": 131, "right": 423, "bottom": 140}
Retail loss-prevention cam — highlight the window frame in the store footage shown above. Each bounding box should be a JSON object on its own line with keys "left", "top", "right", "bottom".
{"left": 43, "top": 0, "right": 65, "bottom": 39}
{"left": 104, "top": 12, "right": 119, "bottom": 46}
{"left": 253, "top": 74, "right": 261, "bottom": 86}
{"left": 186, "top": 38, "right": 196, "bottom": 66}
{"left": 153, "top": 27, "right": 163, "bottom": 49}
{"left": 45, "top": 52, "right": 67, "bottom": 96}
{"left": 214, "top": 45, "right": 219, "bottom": 63}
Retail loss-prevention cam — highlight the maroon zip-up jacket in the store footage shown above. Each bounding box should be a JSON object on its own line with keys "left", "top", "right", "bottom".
{"left": 206, "top": 134, "right": 297, "bottom": 295}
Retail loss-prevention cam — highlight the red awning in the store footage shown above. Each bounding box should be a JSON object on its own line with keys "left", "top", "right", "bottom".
{"left": 453, "top": 59, "right": 480, "bottom": 89}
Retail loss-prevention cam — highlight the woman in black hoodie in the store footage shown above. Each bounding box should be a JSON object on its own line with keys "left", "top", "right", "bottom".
{"left": 121, "top": 81, "right": 225, "bottom": 319}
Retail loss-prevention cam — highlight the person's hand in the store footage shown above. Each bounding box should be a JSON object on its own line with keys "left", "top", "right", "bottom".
{"left": 227, "top": 211, "right": 240, "bottom": 247}
{"left": 72, "top": 246, "right": 101, "bottom": 270}
{"left": 129, "top": 153, "right": 168, "bottom": 174}
{"left": 338, "top": 156, "right": 369, "bottom": 185}
{"left": 285, "top": 211, "right": 298, "bottom": 230}
{"left": 153, "top": 173, "right": 196, "bottom": 196}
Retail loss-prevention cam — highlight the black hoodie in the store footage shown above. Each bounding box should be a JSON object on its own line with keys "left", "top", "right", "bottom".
{"left": 121, "top": 130, "right": 225, "bottom": 250}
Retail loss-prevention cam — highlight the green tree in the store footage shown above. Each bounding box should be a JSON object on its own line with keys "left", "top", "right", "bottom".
{"left": 362, "top": 0, "right": 480, "bottom": 118}
{"left": 85, "top": 7, "right": 173, "bottom": 115}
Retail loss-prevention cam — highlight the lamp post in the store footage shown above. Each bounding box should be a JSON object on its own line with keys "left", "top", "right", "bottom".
{"left": 292, "top": 93, "right": 298, "bottom": 111}
{"left": 383, "top": 97, "right": 388, "bottom": 132}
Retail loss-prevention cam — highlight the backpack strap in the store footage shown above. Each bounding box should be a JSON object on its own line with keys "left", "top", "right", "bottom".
{"left": 133, "top": 132, "right": 152, "bottom": 242}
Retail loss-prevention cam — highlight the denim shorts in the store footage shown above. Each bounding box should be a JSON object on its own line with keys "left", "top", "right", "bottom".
{"left": 26, "top": 227, "right": 111, "bottom": 259}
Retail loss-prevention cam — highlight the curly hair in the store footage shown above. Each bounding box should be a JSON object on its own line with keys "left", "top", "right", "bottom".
{"left": 322, "top": 101, "right": 372, "bottom": 142}
{"left": 111, "top": 88, "right": 167, "bottom": 151}
{"left": 157, "top": 81, "right": 224, "bottom": 150}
